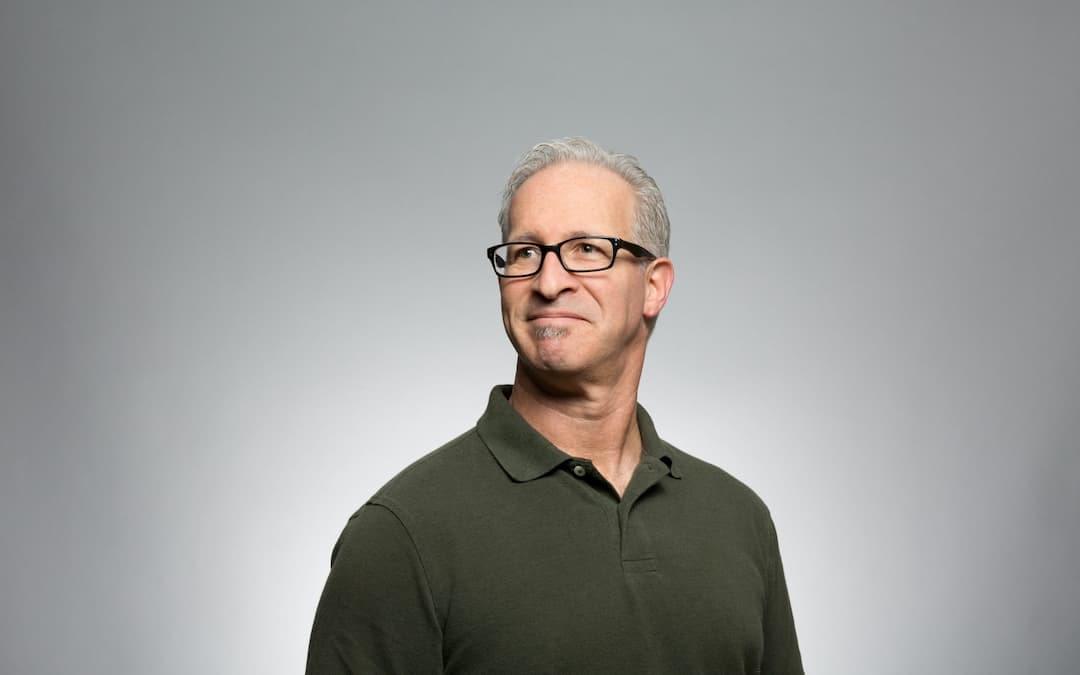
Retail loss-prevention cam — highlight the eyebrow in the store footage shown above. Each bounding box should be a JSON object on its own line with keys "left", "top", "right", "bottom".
{"left": 512, "top": 230, "right": 596, "bottom": 243}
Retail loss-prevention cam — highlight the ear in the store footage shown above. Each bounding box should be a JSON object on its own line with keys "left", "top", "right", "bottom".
{"left": 642, "top": 257, "right": 675, "bottom": 320}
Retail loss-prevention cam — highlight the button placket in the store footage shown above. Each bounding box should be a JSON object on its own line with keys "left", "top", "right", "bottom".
{"left": 616, "top": 458, "right": 666, "bottom": 572}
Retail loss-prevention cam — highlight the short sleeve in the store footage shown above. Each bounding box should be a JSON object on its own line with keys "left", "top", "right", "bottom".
{"left": 306, "top": 503, "right": 443, "bottom": 674}
{"left": 760, "top": 511, "right": 804, "bottom": 675}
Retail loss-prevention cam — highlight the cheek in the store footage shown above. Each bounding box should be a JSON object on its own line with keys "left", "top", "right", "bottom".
{"left": 499, "top": 289, "right": 527, "bottom": 334}
{"left": 594, "top": 283, "right": 641, "bottom": 326}
{"left": 498, "top": 286, "right": 516, "bottom": 316}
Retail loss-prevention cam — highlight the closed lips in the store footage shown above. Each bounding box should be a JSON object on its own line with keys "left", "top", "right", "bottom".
{"left": 529, "top": 313, "right": 585, "bottom": 320}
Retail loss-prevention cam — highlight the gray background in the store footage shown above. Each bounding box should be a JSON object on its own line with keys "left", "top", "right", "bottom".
{"left": 2, "top": 1, "right": 1078, "bottom": 673}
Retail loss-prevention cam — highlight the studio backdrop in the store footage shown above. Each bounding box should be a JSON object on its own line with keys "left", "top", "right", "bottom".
{"left": 2, "top": 2, "right": 1078, "bottom": 673}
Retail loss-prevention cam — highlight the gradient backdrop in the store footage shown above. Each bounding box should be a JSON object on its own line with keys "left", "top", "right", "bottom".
{"left": 3, "top": 2, "right": 1078, "bottom": 673}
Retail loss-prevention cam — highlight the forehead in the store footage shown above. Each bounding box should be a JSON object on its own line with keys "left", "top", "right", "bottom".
{"left": 507, "top": 162, "right": 635, "bottom": 241}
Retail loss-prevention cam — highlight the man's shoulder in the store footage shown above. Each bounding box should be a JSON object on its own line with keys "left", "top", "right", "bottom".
{"left": 352, "top": 426, "right": 492, "bottom": 520}
{"left": 662, "top": 439, "right": 774, "bottom": 518}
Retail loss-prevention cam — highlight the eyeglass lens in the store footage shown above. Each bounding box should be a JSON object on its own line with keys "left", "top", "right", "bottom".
{"left": 492, "top": 238, "right": 615, "bottom": 276}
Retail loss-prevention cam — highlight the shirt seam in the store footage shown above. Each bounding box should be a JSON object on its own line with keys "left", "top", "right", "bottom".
{"left": 366, "top": 494, "right": 446, "bottom": 642}
{"left": 763, "top": 507, "right": 778, "bottom": 611}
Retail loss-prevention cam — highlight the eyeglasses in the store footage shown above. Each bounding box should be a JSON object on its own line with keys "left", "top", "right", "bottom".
{"left": 487, "top": 236, "right": 657, "bottom": 278}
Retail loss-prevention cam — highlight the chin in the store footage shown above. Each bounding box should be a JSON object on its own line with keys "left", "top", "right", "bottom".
{"left": 523, "top": 340, "right": 585, "bottom": 373}
{"left": 510, "top": 324, "right": 594, "bottom": 373}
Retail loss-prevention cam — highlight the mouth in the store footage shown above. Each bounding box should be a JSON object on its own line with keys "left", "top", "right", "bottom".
{"left": 528, "top": 314, "right": 586, "bottom": 322}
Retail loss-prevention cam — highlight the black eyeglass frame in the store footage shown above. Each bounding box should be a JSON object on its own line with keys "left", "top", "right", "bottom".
{"left": 486, "top": 236, "right": 658, "bottom": 278}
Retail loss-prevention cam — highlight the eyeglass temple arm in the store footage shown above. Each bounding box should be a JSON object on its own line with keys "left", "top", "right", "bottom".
{"left": 616, "top": 239, "right": 658, "bottom": 259}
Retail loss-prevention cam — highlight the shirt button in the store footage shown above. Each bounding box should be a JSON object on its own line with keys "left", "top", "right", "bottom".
{"left": 572, "top": 464, "right": 587, "bottom": 477}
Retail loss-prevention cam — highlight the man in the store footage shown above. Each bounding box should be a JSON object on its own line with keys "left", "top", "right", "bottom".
{"left": 306, "top": 137, "right": 803, "bottom": 674}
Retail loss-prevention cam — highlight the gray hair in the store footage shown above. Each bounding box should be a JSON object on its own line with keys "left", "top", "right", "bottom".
{"left": 497, "top": 137, "right": 670, "bottom": 258}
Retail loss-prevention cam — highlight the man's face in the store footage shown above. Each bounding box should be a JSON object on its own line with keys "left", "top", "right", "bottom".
{"left": 499, "top": 161, "right": 652, "bottom": 381}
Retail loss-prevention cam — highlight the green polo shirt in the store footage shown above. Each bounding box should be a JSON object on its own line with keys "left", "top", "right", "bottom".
{"left": 307, "top": 385, "right": 803, "bottom": 674}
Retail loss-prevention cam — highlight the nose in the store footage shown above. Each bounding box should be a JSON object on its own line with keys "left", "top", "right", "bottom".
{"left": 533, "top": 249, "right": 577, "bottom": 299}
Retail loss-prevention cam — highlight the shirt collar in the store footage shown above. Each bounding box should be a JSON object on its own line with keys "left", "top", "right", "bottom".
{"left": 476, "top": 384, "right": 682, "bottom": 482}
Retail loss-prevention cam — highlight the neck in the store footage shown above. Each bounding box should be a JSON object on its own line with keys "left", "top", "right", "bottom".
{"left": 508, "top": 358, "right": 645, "bottom": 493}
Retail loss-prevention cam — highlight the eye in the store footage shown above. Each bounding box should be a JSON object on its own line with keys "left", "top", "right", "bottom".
{"left": 569, "top": 240, "right": 607, "bottom": 258}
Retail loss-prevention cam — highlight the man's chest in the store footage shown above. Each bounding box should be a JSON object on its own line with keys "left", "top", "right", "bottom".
{"left": 429, "top": 489, "right": 769, "bottom": 673}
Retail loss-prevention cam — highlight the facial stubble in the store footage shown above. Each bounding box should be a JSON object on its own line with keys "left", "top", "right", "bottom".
{"left": 534, "top": 325, "right": 570, "bottom": 340}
